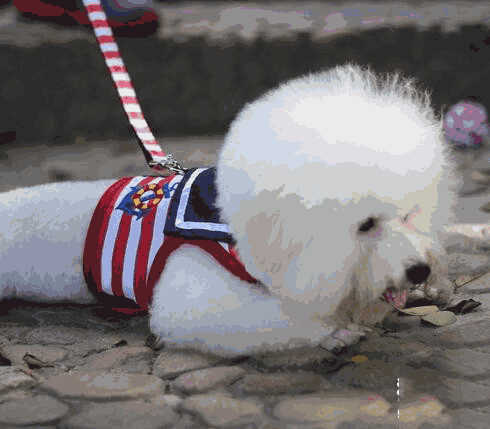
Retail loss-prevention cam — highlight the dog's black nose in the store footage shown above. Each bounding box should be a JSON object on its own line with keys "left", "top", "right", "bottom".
{"left": 405, "top": 263, "right": 431, "bottom": 285}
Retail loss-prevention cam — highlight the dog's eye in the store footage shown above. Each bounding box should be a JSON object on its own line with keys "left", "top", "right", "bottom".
{"left": 358, "top": 217, "right": 377, "bottom": 233}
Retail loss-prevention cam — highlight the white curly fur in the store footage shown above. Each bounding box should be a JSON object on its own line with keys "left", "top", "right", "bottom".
{"left": 0, "top": 64, "right": 459, "bottom": 357}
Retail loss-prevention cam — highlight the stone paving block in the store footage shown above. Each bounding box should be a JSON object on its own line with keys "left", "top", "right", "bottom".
{"left": 0, "top": 333, "right": 8, "bottom": 346}
{"left": 393, "top": 395, "right": 450, "bottom": 427}
{"left": 23, "top": 325, "right": 127, "bottom": 358}
{"left": 250, "top": 346, "right": 341, "bottom": 371}
{"left": 153, "top": 349, "right": 221, "bottom": 379}
{"left": 232, "top": 371, "right": 331, "bottom": 395}
{"left": 415, "top": 319, "right": 490, "bottom": 349}
{"left": 78, "top": 346, "right": 152, "bottom": 374}
{"left": 0, "top": 388, "right": 33, "bottom": 403}
{"left": 328, "top": 359, "right": 442, "bottom": 403}
{"left": 0, "top": 395, "right": 69, "bottom": 426}
{"left": 259, "top": 421, "right": 344, "bottom": 429}
{"left": 0, "top": 325, "right": 33, "bottom": 343}
{"left": 331, "top": 420, "right": 405, "bottom": 428}
{"left": 444, "top": 224, "right": 489, "bottom": 239}
{"left": 3, "top": 344, "right": 68, "bottom": 366}
{"left": 24, "top": 326, "right": 89, "bottom": 346}
{"left": 434, "top": 376, "right": 490, "bottom": 407}
{"left": 59, "top": 400, "right": 178, "bottom": 429}
{"left": 272, "top": 392, "right": 393, "bottom": 425}
{"left": 0, "top": 366, "right": 37, "bottom": 393}
{"left": 172, "top": 365, "right": 245, "bottom": 394}
{"left": 448, "top": 406, "right": 490, "bottom": 429}
{"left": 149, "top": 393, "right": 183, "bottom": 410}
{"left": 426, "top": 348, "right": 490, "bottom": 377}
{"left": 448, "top": 254, "right": 490, "bottom": 277}
{"left": 444, "top": 224, "right": 490, "bottom": 255}
{"left": 0, "top": 306, "right": 40, "bottom": 326}
{"left": 458, "top": 272, "right": 490, "bottom": 294}
{"left": 31, "top": 309, "right": 112, "bottom": 330}
{"left": 382, "top": 312, "right": 423, "bottom": 331}
{"left": 171, "top": 413, "right": 205, "bottom": 429}
{"left": 357, "top": 337, "right": 433, "bottom": 364}
{"left": 41, "top": 371, "right": 166, "bottom": 399}
{"left": 182, "top": 392, "right": 263, "bottom": 427}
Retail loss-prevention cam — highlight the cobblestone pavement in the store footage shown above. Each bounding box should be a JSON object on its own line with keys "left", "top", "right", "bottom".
{"left": 0, "top": 138, "right": 489, "bottom": 428}
{"left": 0, "top": 1, "right": 488, "bottom": 425}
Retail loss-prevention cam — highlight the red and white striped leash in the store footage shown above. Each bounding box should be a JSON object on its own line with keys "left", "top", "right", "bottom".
{"left": 81, "top": 0, "right": 185, "bottom": 175}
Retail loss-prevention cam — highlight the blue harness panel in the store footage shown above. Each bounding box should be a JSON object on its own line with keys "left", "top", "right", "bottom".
{"left": 164, "top": 167, "right": 233, "bottom": 243}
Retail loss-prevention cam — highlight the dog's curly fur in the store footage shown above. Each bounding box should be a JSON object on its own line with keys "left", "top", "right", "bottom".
{"left": 0, "top": 64, "right": 459, "bottom": 356}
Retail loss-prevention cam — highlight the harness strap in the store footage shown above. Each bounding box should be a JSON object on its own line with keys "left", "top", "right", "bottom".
{"left": 144, "top": 236, "right": 258, "bottom": 311}
{"left": 81, "top": 0, "right": 185, "bottom": 174}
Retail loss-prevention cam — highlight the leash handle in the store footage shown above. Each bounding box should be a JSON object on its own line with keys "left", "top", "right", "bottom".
{"left": 81, "top": 0, "right": 185, "bottom": 174}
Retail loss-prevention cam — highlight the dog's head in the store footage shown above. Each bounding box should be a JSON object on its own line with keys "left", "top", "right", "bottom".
{"left": 216, "top": 64, "right": 459, "bottom": 324}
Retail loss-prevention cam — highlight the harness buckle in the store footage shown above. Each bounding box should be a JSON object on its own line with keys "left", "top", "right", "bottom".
{"left": 149, "top": 154, "right": 186, "bottom": 175}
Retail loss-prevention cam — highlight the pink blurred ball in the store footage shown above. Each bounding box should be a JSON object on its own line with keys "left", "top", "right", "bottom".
{"left": 444, "top": 101, "right": 488, "bottom": 148}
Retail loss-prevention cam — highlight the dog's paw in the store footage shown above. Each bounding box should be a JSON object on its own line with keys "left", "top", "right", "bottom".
{"left": 405, "top": 264, "right": 455, "bottom": 308}
{"left": 424, "top": 279, "right": 454, "bottom": 308}
{"left": 319, "top": 326, "right": 367, "bottom": 354}
{"left": 319, "top": 336, "right": 346, "bottom": 354}
{"left": 407, "top": 278, "right": 454, "bottom": 308}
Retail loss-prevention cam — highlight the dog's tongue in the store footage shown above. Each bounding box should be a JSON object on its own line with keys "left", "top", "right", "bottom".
{"left": 383, "top": 289, "right": 408, "bottom": 308}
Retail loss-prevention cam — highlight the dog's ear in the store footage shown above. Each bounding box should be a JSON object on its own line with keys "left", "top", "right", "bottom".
{"left": 245, "top": 209, "right": 303, "bottom": 285}
{"left": 225, "top": 189, "right": 306, "bottom": 290}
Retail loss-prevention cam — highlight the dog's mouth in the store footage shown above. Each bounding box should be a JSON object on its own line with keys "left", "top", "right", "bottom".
{"left": 382, "top": 287, "right": 408, "bottom": 309}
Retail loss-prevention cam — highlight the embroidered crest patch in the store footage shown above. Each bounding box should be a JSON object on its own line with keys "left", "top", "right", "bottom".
{"left": 117, "top": 181, "right": 178, "bottom": 219}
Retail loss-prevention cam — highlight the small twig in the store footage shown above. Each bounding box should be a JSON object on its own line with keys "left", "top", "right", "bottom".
{"left": 454, "top": 272, "right": 488, "bottom": 289}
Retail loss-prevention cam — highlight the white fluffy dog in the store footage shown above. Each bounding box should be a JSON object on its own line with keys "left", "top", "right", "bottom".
{"left": 0, "top": 64, "right": 458, "bottom": 357}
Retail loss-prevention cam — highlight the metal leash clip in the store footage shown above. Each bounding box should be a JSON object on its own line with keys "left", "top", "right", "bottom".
{"left": 149, "top": 153, "right": 187, "bottom": 175}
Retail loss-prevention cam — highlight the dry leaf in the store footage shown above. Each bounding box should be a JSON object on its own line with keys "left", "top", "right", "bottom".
{"left": 351, "top": 355, "right": 369, "bottom": 364}
{"left": 421, "top": 311, "right": 457, "bottom": 327}
{"left": 446, "top": 299, "right": 482, "bottom": 314}
{"left": 398, "top": 306, "right": 439, "bottom": 316}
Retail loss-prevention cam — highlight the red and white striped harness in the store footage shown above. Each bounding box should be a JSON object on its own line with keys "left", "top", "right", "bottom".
{"left": 83, "top": 175, "right": 257, "bottom": 314}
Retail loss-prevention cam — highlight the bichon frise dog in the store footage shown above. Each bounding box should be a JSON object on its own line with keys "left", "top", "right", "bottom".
{"left": 0, "top": 64, "right": 458, "bottom": 357}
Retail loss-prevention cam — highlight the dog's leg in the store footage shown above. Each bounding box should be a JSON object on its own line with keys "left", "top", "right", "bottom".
{"left": 149, "top": 245, "right": 337, "bottom": 357}
{"left": 0, "top": 181, "right": 111, "bottom": 304}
